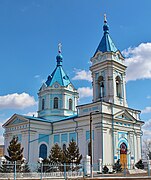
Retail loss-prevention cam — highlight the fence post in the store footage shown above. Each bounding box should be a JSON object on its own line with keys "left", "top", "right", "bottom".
{"left": 64, "top": 162, "right": 67, "bottom": 180}
{"left": 123, "top": 163, "right": 126, "bottom": 177}
{"left": 131, "top": 158, "right": 134, "bottom": 169}
{"left": 14, "top": 161, "right": 16, "bottom": 180}
{"left": 83, "top": 155, "right": 90, "bottom": 176}
{"left": 148, "top": 159, "right": 151, "bottom": 176}
{"left": 97, "top": 159, "right": 102, "bottom": 174}
{"left": 40, "top": 162, "right": 43, "bottom": 180}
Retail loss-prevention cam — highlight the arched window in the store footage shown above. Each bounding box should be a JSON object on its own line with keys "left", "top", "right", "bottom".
{"left": 54, "top": 97, "right": 58, "bottom": 109}
{"left": 116, "top": 76, "right": 122, "bottom": 97}
{"left": 98, "top": 76, "right": 104, "bottom": 98}
{"left": 69, "top": 99, "right": 72, "bottom": 110}
{"left": 63, "top": 144, "right": 66, "bottom": 152}
{"left": 42, "top": 99, "right": 45, "bottom": 110}
{"left": 120, "top": 142, "right": 127, "bottom": 154}
{"left": 39, "top": 144, "right": 47, "bottom": 159}
{"left": 88, "top": 142, "right": 91, "bottom": 156}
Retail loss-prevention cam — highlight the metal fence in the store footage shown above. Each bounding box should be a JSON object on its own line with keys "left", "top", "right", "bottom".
{"left": 0, "top": 161, "right": 151, "bottom": 179}
{"left": 0, "top": 162, "right": 83, "bottom": 179}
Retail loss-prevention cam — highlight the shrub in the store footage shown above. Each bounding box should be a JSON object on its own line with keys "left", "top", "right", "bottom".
{"left": 135, "top": 159, "right": 144, "bottom": 169}
{"left": 113, "top": 159, "right": 122, "bottom": 173}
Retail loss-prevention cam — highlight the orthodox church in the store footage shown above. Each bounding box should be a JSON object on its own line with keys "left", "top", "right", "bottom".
{"left": 3, "top": 16, "right": 144, "bottom": 168}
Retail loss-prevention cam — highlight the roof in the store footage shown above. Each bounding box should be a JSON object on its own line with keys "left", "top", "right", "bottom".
{"left": 53, "top": 115, "right": 78, "bottom": 123}
{"left": 45, "top": 53, "right": 72, "bottom": 87}
{"left": 94, "top": 18, "right": 118, "bottom": 56}
{"left": 3, "top": 113, "right": 78, "bottom": 127}
{"left": 21, "top": 115, "right": 52, "bottom": 123}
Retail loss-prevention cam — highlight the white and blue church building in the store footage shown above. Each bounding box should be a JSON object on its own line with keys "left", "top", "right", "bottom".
{"left": 3, "top": 16, "right": 144, "bottom": 168}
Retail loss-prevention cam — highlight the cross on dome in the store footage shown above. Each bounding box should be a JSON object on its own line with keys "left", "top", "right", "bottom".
{"left": 58, "top": 42, "right": 62, "bottom": 54}
{"left": 104, "top": 14, "right": 107, "bottom": 23}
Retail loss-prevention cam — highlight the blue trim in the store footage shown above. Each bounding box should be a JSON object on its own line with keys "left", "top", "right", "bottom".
{"left": 69, "top": 132, "right": 77, "bottom": 142}
{"left": 17, "top": 134, "right": 22, "bottom": 142}
{"left": 61, "top": 133, "right": 68, "bottom": 143}
{"left": 114, "top": 156, "right": 117, "bottom": 159}
{"left": 86, "top": 130, "right": 94, "bottom": 141}
{"left": 38, "top": 134, "right": 49, "bottom": 144}
{"left": 54, "top": 134, "right": 60, "bottom": 144}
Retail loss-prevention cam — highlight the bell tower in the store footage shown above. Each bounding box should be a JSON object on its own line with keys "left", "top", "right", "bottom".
{"left": 90, "top": 15, "right": 127, "bottom": 107}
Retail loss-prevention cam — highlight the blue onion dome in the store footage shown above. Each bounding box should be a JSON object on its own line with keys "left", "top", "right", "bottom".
{"left": 103, "top": 14, "right": 109, "bottom": 34}
{"left": 56, "top": 43, "right": 63, "bottom": 66}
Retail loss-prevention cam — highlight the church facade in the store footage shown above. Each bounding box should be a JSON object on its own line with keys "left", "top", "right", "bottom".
{"left": 3, "top": 16, "right": 144, "bottom": 168}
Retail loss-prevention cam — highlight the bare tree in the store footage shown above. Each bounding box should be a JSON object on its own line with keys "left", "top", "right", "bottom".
{"left": 142, "top": 139, "right": 151, "bottom": 160}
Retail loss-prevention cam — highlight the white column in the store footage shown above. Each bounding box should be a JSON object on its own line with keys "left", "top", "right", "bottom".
{"left": 95, "top": 127, "right": 102, "bottom": 161}
{"left": 134, "top": 133, "right": 138, "bottom": 163}
{"left": 77, "top": 129, "right": 85, "bottom": 157}
{"left": 62, "top": 93, "right": 65, "bottom": 109}
{"left": 102, "top": 128, "right": 108, "bottom": 165}
{"left": 136, "top": 134, "right": 141, "bottom": 160}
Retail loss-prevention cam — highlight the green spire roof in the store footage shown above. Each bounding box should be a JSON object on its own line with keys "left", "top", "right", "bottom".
{"left": 94, "top": 15, "right": 118, "bottom": 55}
{"left": 45, "top": 44, "right": 71, "bottom": 87}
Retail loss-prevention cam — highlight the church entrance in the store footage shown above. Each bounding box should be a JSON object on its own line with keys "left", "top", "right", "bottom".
{"left": 120, "top": 142, "right": 127, "bottom": 169}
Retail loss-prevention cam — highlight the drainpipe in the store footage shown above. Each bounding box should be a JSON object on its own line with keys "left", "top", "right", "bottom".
{"left": 73, "top": 118, "right": 78, "bottom": 145}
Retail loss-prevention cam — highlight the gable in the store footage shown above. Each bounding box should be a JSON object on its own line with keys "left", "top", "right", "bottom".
{"left": 8, "top": 118, "right": 27, "bottom": 126}
{"left": 114, "top": 109, "right": 136, "bottom": 122}
{"left": 3, "top": 114, "right": 28, "bottom": 127}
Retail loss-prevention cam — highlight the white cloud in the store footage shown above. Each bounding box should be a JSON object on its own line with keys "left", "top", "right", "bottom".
{"left": 147, "top": 95, "right": 151, "bottom": 99}
{"left": 34, "top": 75, "right": 40, "bottom": 78}
{"left": 143, "top": 119, "right": 151, "bottom": 130}
{"left": 72, "top": 69, "right": 92, "bottom": 82}
{"left": 24, "top": 111, "right": 38, "bottom": 117}
{"left": 142, "top": 107, "right": 151, "bottom": 114}
{"left": 122, "top": 43, "right": 151, "bottom": 81}
{"left": 0, "top": 93, "right": 36, "bottom": 109}
{"left": 78, "top": 87, "right": 93, "bottom": 99}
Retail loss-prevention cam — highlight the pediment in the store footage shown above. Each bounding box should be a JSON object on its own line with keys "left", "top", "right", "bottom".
{"left": 114, "top": 109, "right": 136, "bottom": 123}
{"left": 67, "top": 84, "right": 74, "bottom": 91}
{"left": 3, "top": 114, "right": 28, "bottom": 127}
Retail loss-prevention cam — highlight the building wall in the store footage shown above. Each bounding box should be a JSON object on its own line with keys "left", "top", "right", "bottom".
{"left": 0, "top": 145, "right": 4, "bottom": 157}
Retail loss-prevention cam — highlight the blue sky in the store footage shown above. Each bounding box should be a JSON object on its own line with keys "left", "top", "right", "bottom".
{"left": 0, "top": 0, "right": 151, "bottom": 143}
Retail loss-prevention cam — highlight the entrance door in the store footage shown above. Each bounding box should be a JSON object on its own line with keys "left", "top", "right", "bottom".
{"left": 120, "top": 143, "right": 127, "bottom": 169}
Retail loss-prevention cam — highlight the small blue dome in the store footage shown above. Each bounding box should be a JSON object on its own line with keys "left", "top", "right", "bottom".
{"left": 56, "top": 54, "right": 63, "bottom": 61}
{"left": 56, "top": 53, "right": 63, "bottom": 66}
{"left": 103, "top": 24, "right": 109, "bottom": 33}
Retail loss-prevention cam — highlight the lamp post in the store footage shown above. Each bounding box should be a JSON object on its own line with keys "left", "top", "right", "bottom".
{"left": 38, "top": 157, "right": 43, "bottom": 180}
{"left": 14, "top": 160, "right": 16, "bottom": 180}
{"left": 90, "top": 111, "right": 99, "bottom": 178}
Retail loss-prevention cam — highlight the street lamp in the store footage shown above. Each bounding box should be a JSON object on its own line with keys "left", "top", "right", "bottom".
{"left": 1, "top": 156, "right": 6, "bottom": 164}
{"left": 38, "top": 157, "right": 43, "bottom": 180}
{"left": 90, "top": 111, "right": 99, "bottom": 178}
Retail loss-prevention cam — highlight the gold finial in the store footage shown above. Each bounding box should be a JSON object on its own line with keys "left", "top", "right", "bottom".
{"left": 58, "top": 42, "right": 62, "bottom": 53}
{"left": 104, "top": 14, "right": 107, "bottom": 23}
